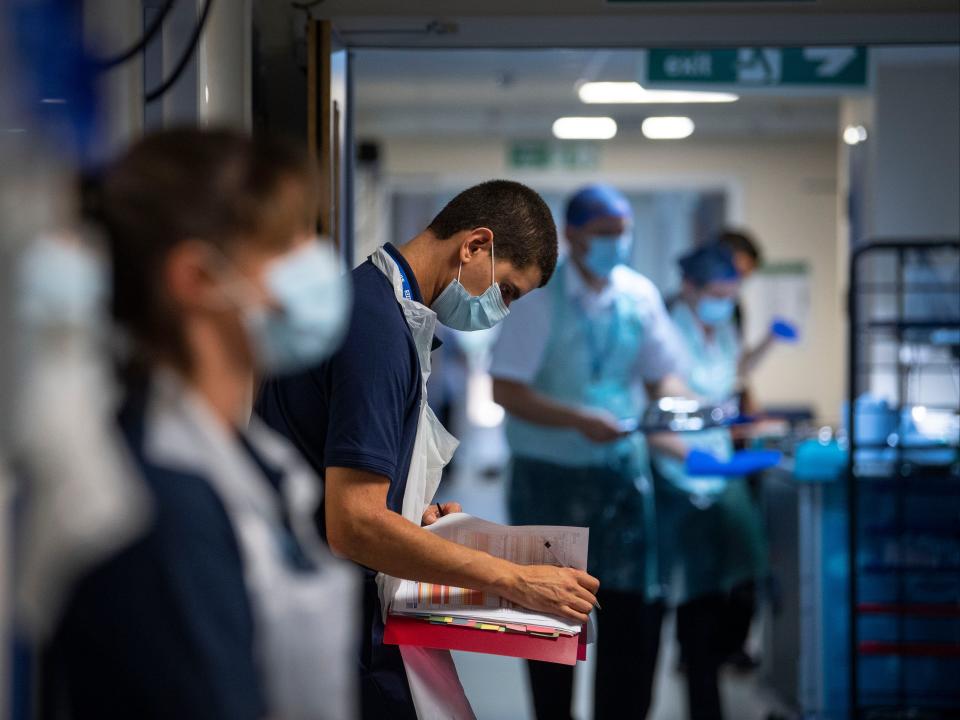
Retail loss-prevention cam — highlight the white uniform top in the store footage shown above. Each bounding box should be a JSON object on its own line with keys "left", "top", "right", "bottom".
{"left": 491, "top": 260, "right": 680, "bottom": 387}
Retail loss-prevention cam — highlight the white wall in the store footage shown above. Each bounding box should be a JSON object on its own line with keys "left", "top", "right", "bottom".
{"left": 369, "top": 134, "right": 844, "bottom": 419}
{"left": 871, "top": 58, "right": 960, "bottom": 239}
{"left": 198, "top": 0, "right": 252, "bottom": 129}
{"left": 84, "top": 0, "right": 144, "bottom": 162}
{"left": 86, "top": 0, "right": 253, "bottom": 146}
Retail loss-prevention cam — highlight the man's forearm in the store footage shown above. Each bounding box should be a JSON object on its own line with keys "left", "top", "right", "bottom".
{"left": 645, "top": 374, "right": 694, "bottom": 460}
{"left": 647, "top": 431, "right": 690, "bottom": 461}
{"left": 739, "top": 335, "right": 776, "bottom": 377}
{"left": 337, "top": 504, "right": 517, "bottom": 594}
{"left": 325, "top": 467, "right": 600, "bottom": 624}
{"left": 645, "top": 373, "right": 691, "bottom": 401}
{"left": 492, "top": 378, "right": 583, "bottom": 429}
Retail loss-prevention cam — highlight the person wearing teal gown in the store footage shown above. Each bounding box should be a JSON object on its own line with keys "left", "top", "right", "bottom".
{"left": 491, "top": 185, "right": 690, "bottom": 720}
{"left": 653, "top": 244, "right": 768, "bottom": 720}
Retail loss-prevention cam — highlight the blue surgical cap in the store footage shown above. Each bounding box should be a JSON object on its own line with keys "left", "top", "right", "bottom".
{"left": 565, "top": 184, "right": 632, "bottom": 228}
{"left": 678, "top": 244, "right": 740, "bottom": 286}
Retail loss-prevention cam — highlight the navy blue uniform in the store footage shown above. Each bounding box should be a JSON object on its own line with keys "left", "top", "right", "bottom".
{"left": 43, "top": 389, "right": 267, "bottom": 720}
{"left": 256, "top": 244, "right": 428, "bottom": 720}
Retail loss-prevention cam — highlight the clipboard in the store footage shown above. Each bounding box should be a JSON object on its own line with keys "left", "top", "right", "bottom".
{"left": 384, "top": 615, "right": 587, "bottom": 666}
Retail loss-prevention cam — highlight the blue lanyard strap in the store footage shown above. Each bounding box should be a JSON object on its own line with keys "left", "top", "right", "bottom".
{"left": 389, "top": 253, "right": 414, "bottom": 300}
{"left": 577, "top": 300, "right": 620, "bottom": 381}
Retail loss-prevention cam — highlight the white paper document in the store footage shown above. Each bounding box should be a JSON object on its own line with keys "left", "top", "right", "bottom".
{"left": 390, "top": 513, "right": 589, "bottom": 635}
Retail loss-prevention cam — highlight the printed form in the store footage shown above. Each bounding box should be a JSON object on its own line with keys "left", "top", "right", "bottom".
{"left": 390, "top": 513, "right": 589, "bottom": 634}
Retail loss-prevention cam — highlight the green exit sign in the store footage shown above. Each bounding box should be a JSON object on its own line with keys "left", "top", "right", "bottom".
{"left": 645, "top": 47, "right": 868, "bottom": 88}
{"left": 509, "top": 140, "right": 552, "bottom": 168}
{"left": 508, "top": 140, "right": 600, "bottom": 170}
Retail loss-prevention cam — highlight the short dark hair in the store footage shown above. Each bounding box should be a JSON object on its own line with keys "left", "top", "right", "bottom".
{"left": 85, "top": 127, "right": 318, "bottom": 371}
{"left": 427, "top": 180, "right": 558, "bottom": 287}
{"left": 717, "top": 229, "right": 762, "bottom": 265}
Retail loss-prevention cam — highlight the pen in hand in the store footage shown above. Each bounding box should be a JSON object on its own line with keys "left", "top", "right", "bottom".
{"left": 436, "top": 502, "right": 445, "bottom": 518}
{"left": 543, "top": 540, "right": 602, "bottom": 611}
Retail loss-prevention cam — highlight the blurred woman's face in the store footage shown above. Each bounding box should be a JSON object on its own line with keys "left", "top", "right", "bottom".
{"left": 183, "top": 174, "right": 318, "bottom": 373}
{"left": 732, "top": 250, "right": 757, "bottom": 279}
{"left": 208, "top": 231, "right": 317, "bottom": 369}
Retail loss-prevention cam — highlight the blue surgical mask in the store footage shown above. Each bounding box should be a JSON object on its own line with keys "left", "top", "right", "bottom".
{"left": 232, "top": 241, "right": 351, "bottom": 374}
{"left": 696, "top": 296, "right": 735, "bottom": 326}
{"left": 583, "top": 234, "right": 631, "bottom": 277}
{"left": 431, "top": 244, "right": 509, "bottom": 331}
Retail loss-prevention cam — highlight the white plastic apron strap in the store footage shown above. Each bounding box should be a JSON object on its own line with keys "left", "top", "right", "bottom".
{"left": 371, "top": 248, "right": 475, "bottom": 720}
{"left": 145, "top": 370, "right": 359, "bottom": 720}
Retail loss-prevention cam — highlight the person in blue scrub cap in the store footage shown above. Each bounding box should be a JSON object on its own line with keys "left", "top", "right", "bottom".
{"left": 492, "top": 184, "right": 691, "bottom": 720}
{"left": 652, "top": 243, "right": 773, "bottom": 720}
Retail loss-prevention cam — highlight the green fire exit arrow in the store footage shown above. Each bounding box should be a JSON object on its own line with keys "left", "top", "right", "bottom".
{"left": 644, "top": 47, "right": 868, "bottom": 89}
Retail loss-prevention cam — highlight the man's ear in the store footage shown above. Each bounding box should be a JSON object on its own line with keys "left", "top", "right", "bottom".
{"left": 460, "top": 227, "right": 494, "bottom": 264}
{"left": 165, "top": 240, "right": 220, "bottom": 311}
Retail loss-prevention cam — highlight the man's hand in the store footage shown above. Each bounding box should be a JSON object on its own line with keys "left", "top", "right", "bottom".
{"left": 496, "top": 565, "right": 600, "bottom": 625}
{"left": 574, "top": 408, "right": 628, "bottom": 444}
{"left": 421, "top": 502, "right": 463, "bottom": 526}
{"left": 326, "top": 467, "right": 595, "bottom": 622}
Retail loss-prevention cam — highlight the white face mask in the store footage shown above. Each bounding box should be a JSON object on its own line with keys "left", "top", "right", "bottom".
{"left": 218, "top": 240, "right": 351, "bottom": 374}
{"left": 18, "top": 234, "right": 107, "bottom": 329}
{"left": 430, "top": 243, "right": 510, "bottom": 331}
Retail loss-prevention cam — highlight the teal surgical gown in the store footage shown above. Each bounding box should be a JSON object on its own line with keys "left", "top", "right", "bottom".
{"left": 504, "top": 262, "right": 661, "bottom": 598}
{"left": 653, "top": 301, "right": 767, "bottom": 604}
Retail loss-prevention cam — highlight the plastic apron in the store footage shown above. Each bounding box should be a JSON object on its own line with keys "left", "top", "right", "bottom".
{"left": 653, "top": 302, "right": 766, "bottom": 604}
{"left": 506, "top": 262, "right": 659, "bottom": 598}
{"left": 145, "top": 369, "right": 360, "bottom": 720}
{"left": 369, "top": 248, "right": 476, "bottom": 720}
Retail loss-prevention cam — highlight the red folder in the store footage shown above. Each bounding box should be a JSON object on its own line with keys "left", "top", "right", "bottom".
{"left": 384, "top": 615, "right": 587, "bottom": 665}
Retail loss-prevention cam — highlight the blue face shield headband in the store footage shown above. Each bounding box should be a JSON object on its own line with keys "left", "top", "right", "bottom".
{"left": 431, "top": 243, "right": 510, "bottom": 331}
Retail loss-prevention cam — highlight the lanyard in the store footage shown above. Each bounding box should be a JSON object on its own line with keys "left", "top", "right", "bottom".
{"left": 577, "top": 299, "right": 620, "bottom": 382}
{"left": 389, "top": 252, "right": 414, "bottom": 301}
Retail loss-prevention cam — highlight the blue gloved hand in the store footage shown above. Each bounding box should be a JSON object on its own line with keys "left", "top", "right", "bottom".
{"left": 770, "top": 317, "right": 799, "bottom": 342}
{"left": 685, "top": 449, "right": 783, "bottom": 477}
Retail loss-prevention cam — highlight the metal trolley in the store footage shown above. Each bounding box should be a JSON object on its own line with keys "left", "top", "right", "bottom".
{"left": 847, "top": 240, "right": 960, "bottom": 719}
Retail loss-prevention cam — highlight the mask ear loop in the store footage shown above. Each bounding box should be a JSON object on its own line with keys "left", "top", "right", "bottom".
{"left": 205, "top": 243, "right": 275, "bottom": 313}
{"left": 457, "top": 240, "right": 495, "bottom": 288}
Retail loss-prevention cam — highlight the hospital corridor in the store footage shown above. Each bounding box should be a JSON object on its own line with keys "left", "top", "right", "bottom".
{"left": 1, "top": 2, "right": 958, "bottom": 720}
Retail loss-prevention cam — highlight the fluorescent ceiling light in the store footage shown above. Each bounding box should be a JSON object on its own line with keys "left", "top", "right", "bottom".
{"left": 552, "top": 116, "right": 617, "bottom": 140}
{"left": 843, "top": 124, "right": 868, "bottom": 145}
{"left": 579, "top": 82, "right": 738, "bottom": 105}
{"left": 642, "top": 116, "right": 695, "bottom": 140}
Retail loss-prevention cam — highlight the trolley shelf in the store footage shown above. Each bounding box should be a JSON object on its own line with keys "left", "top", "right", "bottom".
{"left": 857, "top": 603, "right": 960, "bottom": 618}
{"left": 865, "top": 320, "right": 960, "bottom": 331}
{"left": 847, "top": 240, "right": 960, "bottom": 718}
{"left": 858, "top": 641, "right": 960, "bottom": 657}
{"left": 859, "top": 702, "right": 960, "bottom": 718}
{"left": 860, "top": 564, "right": 960, "bottom": 575}
{"left": 852, "top": 478, "right": 960, "bottom": 493}
{"left": 863, "top": 524, "right": 960, "bottom": 538}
